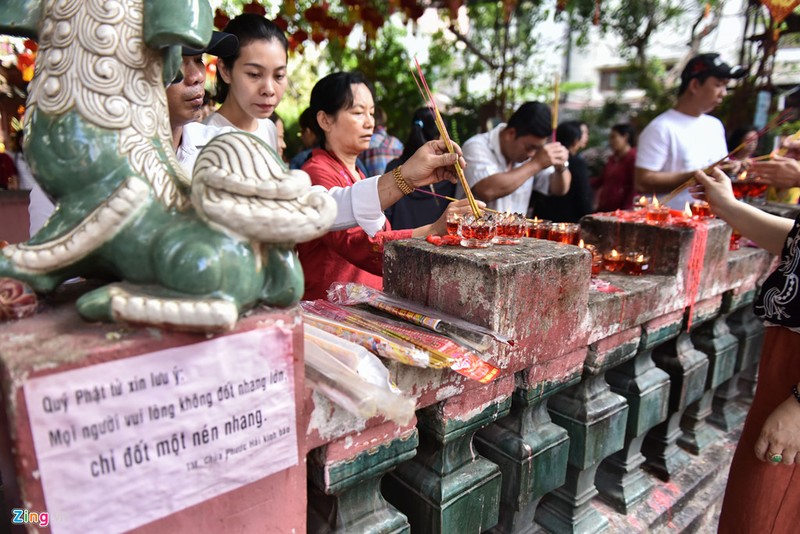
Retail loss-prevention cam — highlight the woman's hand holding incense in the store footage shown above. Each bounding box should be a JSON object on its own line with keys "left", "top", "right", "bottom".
{"left": 749, "top": 154, "right": 800, "bottom": 189}
{"left": 402, "top": 139, "right": 467, "bottom": 187}
{"left": 691, "top": 167, "right": 794, "bottom": 255}
{"left": 690, "top": 167, "right": 736, "bottom": 213}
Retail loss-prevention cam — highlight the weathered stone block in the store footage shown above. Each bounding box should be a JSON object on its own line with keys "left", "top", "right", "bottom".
{"left": 581, "top": 215, "right": 732, "bottom": 302}
{"left": 384, "top": 239, "right": 590, "bottom": 375}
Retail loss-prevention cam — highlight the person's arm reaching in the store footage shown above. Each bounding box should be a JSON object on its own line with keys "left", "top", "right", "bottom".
{"left": 691, "top": 168, "right": 793, "bottom": 255}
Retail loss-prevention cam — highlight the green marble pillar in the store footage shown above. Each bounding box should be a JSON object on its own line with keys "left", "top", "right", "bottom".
{"left": 307, "top": 430, "right": 418, "bottom": 533}
{"left": 537, "top": 375, "right": 629, "bottom": 534}
{"left": 597, "top": 329, "right": 671, "bottom": 513}
{"left": 642, "top": 332, "right": 709, "bottom": 480}
{"left": 679, "top": 316, "right": 738, "bottom": 454}
{"left": 711, "top": 295, "right": 764, "bottom": 430}
{"left": 384, "top": 397, "right": 511, "bottom": 534}
{"left": 473, "top": 376, "right": 575, "bottom": 534}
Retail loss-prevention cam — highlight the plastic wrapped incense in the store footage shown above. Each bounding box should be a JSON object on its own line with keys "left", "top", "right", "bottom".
{"left": 302, "top": 300, "right": 500, "bottom": 383}
{"left": 326, "top": 282, "right": 513, "bottom": 350}
{"left": 304, "top": 325, "right": 415, "bottom": 425}
{"left": 303, "top": 309, "right": 437, "bottom": 368}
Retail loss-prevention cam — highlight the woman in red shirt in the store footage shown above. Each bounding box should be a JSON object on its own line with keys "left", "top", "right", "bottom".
{"left": 299, "top": 71, "right": 476, "bottom": 300}
{"left": 593, "top": 124, "right": 637, "bottom": 212}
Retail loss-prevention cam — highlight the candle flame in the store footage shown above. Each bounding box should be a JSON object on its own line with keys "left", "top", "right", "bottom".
{"left": 638, "top": 196, "right": 647, "bottom": 206}
{"left": 738, "top": 170, "right": 747, "bottom": 181}
{"left": 637, "top": 254, "right": 645, "bottom": 262}
{"left": 578, "top": 239, "right": 585, "bottom": 248}
{"left": 533, "top": 216, "right": 540, "bottom": 223}
{"left": 684, "top": 201, "right": 692, "bottom": 218}
{"left": 651, "top": 195, "right": 659, "bottom": 208}
{"left": 611, "top": 249, "right": 619, "bottom": 258}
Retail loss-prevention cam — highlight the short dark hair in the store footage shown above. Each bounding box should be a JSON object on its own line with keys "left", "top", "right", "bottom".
{"left": 216, "top": 14, "right": 288, "bottom": 103}
{"left": 298, "top": 107, "right": 315, "bottom": 131}
{"left": 556, "top": 121, "right": 582, "bottom": 149}
{"left": 611, "top": 123, "right": 636, "bottom": 147}
{"left": 507, "top": 101, "right": 552, "bottom": 138}
{"left": 309, "top": 71, "right": 374, "bottom": 147}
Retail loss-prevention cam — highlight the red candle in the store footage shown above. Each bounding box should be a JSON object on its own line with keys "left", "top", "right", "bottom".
{"left": 646, "top": 204, "right": 670, "bottom": 225}
{"left": 527, "top": 219, "right": 551, "bottom": 239}
{"left": 624, "top": 252, "right": 650, "bottom": 275}
{"left": 604, "top": 249, "right": 625, "bottom": 272}
{"left": 690, "top": 201, "right": 712, "bottom": 219}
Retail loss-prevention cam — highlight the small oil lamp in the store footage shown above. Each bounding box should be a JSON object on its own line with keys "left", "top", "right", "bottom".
{"left": 549, "top": 222, "right": 580, "bottom": 245}
{"left": 690, "top": 200, "right": 712, "bottom": 219}
{"left": 646, "top": 196, "right": 670, "bottom": 225}
{"left": 624, "top": 252, "right": 650, "bottom": 275}
{"left": 579, "top": 240, "right": 603, "bottom": 277}
{"left": 604, "top": 248, "right": 625, "bottom": 272}
{"left": 527, "top": 217, "right": 551, "bottom": 239}
{"left": 634, "top": 196, "right": 649, "bottom": 211}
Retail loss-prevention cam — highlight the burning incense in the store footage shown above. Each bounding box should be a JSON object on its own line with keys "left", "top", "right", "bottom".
{"left": 660, "top": 110, "right": 794, "bottom": 205}
{"left": 411, "top": 58, "right": 482, "bottom": 218}
{"left": 552, "top": 72, "right": 560, "bottom": 142}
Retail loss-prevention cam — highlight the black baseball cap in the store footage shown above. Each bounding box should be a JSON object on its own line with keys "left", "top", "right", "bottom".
{"left": 681, "top": 53, "right": 746, "bottom": 85}
{"left": 182, "top": 31, "right": 238, "bottom": 57}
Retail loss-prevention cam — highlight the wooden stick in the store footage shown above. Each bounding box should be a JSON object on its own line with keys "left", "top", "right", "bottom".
{"left": 411, "top": 59, "right": 482, "bottom": 219}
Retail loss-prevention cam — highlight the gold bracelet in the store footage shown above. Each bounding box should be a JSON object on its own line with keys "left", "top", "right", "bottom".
{"left": 392, "top": 165, "right": 414, "bottom": 195}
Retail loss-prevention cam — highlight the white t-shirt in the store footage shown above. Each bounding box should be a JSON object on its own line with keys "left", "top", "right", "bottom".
{"left": 456, "top": 123, "right": 551, "bottom": 214}
{"left": 204, "top": 112, "right": 279, "bottom": 153}
{"left": 636, "top": 109, "right": 728, "bottom": 209}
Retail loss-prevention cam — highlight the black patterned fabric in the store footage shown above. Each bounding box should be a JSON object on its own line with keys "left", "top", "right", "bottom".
{"left": 754, "top": 214, "right": 800, "bottom": 328}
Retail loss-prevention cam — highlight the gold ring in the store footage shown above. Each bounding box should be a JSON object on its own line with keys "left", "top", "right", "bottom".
{"left": 770, "top": 454, "right": 783, "bottom": 463}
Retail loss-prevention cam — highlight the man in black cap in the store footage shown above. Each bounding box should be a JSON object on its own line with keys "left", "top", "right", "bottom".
{"left": 635, "top": 52, "right": 746, "bottom": 208}
{"left": 166, "top": 31, "right": 238, "bottom": 170}
{"left": 456, "top": 101, "right": 571, "bottom": 213}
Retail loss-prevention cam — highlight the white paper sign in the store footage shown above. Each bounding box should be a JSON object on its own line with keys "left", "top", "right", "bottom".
{"left": 24, "top": 327, "right": 298, "bottom": 534}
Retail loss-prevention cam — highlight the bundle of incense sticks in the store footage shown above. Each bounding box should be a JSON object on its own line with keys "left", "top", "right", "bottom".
{"left": 660, "top": 109, "right": 794, "bottom": 205}
{"left": 411, "top": 58, "right": 482, "bottom": 218}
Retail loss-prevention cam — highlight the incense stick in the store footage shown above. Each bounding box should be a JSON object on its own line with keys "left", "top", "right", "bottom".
{"left": 412, "top": 187, "right": 540, "bottom": 222}
{"left": 410, "top": 58, "right": 482, "bottom": 219}
{"left": 551, "top": 73, "right": 560, "bottom": 142}
{"left": 660, "top": 110, "right": 794, "bottom": 205}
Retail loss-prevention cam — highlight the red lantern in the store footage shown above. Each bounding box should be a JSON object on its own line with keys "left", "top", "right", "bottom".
{"left": 292, "top": 28, "right": 309, "bottom": 44}
{"left": 304, "top": 5, "right": 326, "bottom": 23}
{"left": 311, "top": 31, "right": 325, "bottom": 44}
{"left": 274, "top": 17, "right": 289, "bottom": 32}
{"left": 214, "top": 9, "right": 230, "bottom": 30}
{"left": 23, "top": 39, "right": 38, "bottom": 52}
{"left": 242, "top": 2, "right": 267, "bottom": 16}
{"left": 760, "top": 0, "right": 800, "bottom": 25}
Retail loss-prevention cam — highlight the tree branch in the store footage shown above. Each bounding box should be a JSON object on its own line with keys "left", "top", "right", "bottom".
{"left": 446, "top": 23, "right": 499, "bottom": 70}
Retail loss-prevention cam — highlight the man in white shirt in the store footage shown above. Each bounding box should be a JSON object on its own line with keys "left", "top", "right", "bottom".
{"left": 635, "top": 53, "right": 746, "bottom": 208}
{"left": 456, "top": 101, "right": 571, "bottom": 214}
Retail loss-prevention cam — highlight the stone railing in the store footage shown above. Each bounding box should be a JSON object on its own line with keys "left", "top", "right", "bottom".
{"left": 306, "top": 213, "right": 778, "bottom": 534}
{"left": 0, "top": 206, "right": 792, "bottom": 532}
